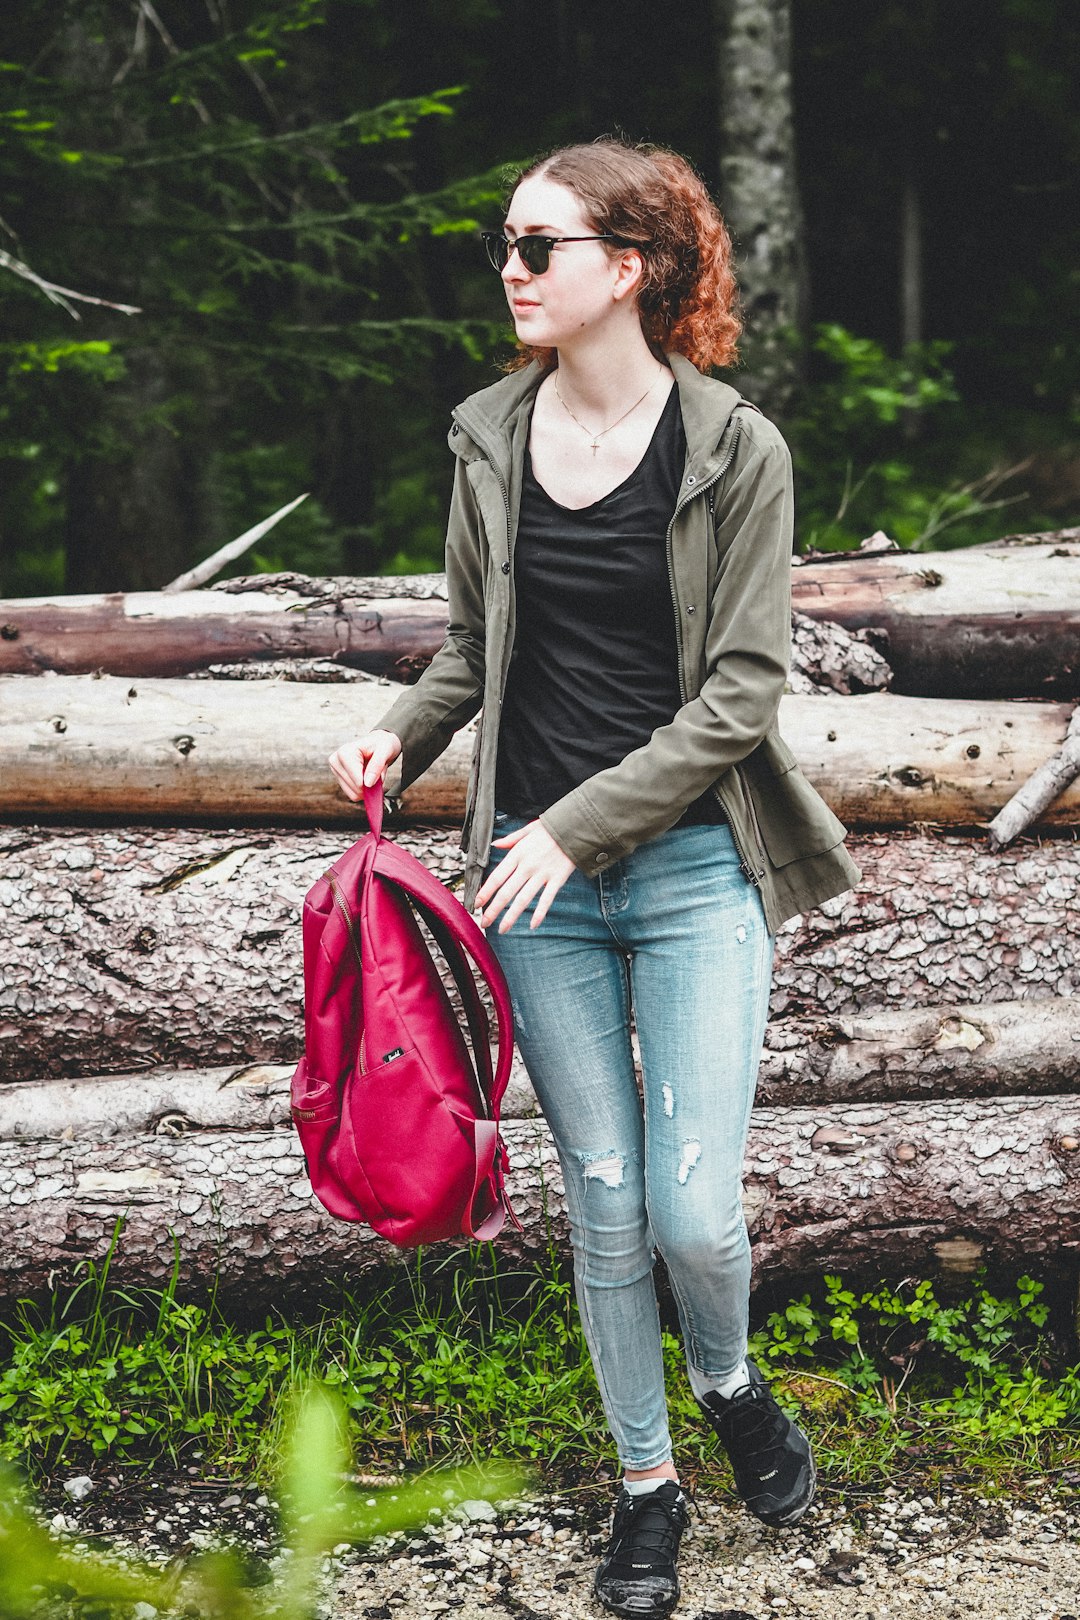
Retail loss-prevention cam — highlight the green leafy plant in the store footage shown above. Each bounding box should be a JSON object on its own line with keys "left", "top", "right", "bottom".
{"left": 0, "top": 1378, "right": 524, "bottom": 1619}
{"left": 788, "top": 323, "right": 1032, "bottom": 552}
{"left": 748, "top": 1269, "right": 1080, "bottom": 1445}
{"left": 1, "top": 1222, "right": 1077, "bottom": 1498}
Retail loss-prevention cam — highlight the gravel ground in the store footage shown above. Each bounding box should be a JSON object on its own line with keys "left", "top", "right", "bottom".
{"left": 37, "top": 1469, "right": 1080, "bottom": 1620}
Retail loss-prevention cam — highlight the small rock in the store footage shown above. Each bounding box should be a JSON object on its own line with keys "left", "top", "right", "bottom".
{"left": 456, "top": 1499, "right": 498, "bottom": 1523}
{"left": 63, "top": 1475, "right": 96, "bottom": 1503}
{"left": 131, "top": 1605, "right": 158, "bottom": 1620}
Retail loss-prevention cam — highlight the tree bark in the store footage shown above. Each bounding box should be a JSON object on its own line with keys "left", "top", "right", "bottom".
{"left": 2, "top": 823, "right": 1077, "bottom": 1085}
{"left": 0, "top": 588, "right": 887, "bottom": 697}
{"left": 3, "top": 676, "right": 1079, "bottom": 828}
{"left": 3, "top": 989, "right": 1077, "bottom": 1140}
{"left": 0, "top": 673, "right": 473, "bottom": 823}
{"left": 1, "top": 1097, "right": 1076, "bottom": 1308}
{"left": 713, "top": 0, "right": 807, "bottom": 415}
{"left": 791, "top": 539, "right": 1080, "bottom": 698}
{"left": 0, "top": 590, "right": 448, "bottom": 681}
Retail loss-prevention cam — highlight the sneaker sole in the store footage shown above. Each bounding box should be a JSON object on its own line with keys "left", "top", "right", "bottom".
{"left": 593, "top": 1573, "right": 681, "bottom": 1619}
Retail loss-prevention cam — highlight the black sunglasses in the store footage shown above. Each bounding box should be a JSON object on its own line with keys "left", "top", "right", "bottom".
{"left": 481, "top": 230, "right": 633, "bottom": 276}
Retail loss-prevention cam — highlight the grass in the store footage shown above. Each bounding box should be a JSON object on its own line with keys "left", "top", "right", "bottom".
{"left": 1, "top": 1217, "right": 1078, "bottom": 1505}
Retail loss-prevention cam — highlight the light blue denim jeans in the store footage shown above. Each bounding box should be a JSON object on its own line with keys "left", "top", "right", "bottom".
{"left": 483, "top": 812, "right": 776, "bottom": 1471}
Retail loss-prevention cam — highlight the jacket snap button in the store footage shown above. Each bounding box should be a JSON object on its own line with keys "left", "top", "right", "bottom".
{"left": 451, "top": 423, "right": 459, "bottom": 435}
{"left": 595, "top": 851, "right": 609, "bottom": 865}
{"left": 501, "top": 561, "right": 510, "bottom": 575}
{"left": 687, "top": 604, "right": 696, "bottom": 614}
{"left": 686, "top": 474, "right": 696, "bottom": 485}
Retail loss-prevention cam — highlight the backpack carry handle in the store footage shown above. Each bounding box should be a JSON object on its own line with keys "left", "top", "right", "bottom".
{"left": 362, "top": 776, "right": 385, "bottom": 842}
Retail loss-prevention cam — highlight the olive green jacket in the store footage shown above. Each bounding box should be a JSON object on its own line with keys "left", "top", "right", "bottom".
{"left": 377, "top": 351, "right": 861, "bottom": 935}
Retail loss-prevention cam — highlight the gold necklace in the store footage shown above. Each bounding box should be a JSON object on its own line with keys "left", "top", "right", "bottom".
{"left": 553, "top": 364, "right": 664, "bottom": 455}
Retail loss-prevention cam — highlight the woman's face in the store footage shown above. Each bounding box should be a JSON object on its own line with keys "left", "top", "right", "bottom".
{"left": 500, "top": 173, "right": 642, "bottom": 349}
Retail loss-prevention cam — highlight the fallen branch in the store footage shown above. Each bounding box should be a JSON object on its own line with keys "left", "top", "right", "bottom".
{"left": 2, "top": 822, "right": 1078, "bottom": 1085}
{"left": 161, "top": 494, "right": 310, "bottom": 594}
{"left": 987, "top": 704, "right": 1080, "bottom": 849}
{"left": 2, "top": 993, "right": 1077, "bottom": 1138}
{"left": 2, "top": 678, "right": 1079, "bottom": 829}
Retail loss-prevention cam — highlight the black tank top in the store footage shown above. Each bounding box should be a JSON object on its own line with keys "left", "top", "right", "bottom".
{"left": 494, "top": 382, "right": 726, "bottom": 831}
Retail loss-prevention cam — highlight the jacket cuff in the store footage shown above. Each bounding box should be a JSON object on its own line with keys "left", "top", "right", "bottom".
{"left": 539, "top": 791, "right": 627, "bottom": 876}
{"left": 373, "top": 691, "right": 436, "bottom": 794}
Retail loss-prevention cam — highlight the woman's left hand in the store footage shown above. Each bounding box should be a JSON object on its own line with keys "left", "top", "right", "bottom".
{"left": 475, "top": 820, "right": 576, "bottom": 933}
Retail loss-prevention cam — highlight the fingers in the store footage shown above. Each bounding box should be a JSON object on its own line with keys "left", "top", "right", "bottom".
{"left": 327, "top": 730, "right": 402, "bottom": 800}
{"left": 476, "top": 826, "right": 575, "bottom": 932}
{"left": 496, "top": 870, "right": 546, "bottom": 934}
{"left": 529, "top": 878, "right": 563, "bottom": 931}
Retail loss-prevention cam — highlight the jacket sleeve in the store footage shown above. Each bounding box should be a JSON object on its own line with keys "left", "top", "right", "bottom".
{"left": 539, "top": 422, "right": 793, "bottom": 872}
{"left": 374, "top": 453, "right": 486, "bottom": 792}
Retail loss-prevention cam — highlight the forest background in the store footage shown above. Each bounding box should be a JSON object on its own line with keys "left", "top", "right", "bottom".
{"left": 0, "top": 0, "right": 1078, "bottom": 599}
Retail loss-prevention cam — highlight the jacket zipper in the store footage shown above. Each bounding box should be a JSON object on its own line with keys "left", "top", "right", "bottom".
{"left": 663, "top": 418, "right": 765, "bottom": 887}
{"left": 450, "top": 409, "right": 515, "bottom": 856}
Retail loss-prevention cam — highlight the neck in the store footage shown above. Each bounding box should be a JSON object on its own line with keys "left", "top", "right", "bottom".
{"left": 553, "top": 322, "right": 667, "bottom": 416}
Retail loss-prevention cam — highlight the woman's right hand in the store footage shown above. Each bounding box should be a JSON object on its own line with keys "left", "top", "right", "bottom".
{"left": 327, "top": 729, "right": 402, "bottom": 801}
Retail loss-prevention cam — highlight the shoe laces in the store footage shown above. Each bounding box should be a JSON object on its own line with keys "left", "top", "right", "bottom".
{"left": 609, "top": 1484, "right": 688, "bottom": 1568}
{"left": 711, "top": 1382, "right": 788, "bottom": 1455}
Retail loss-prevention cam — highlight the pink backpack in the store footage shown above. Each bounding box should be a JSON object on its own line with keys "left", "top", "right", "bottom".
{"left": 289, "top": 781, "right": 520, "bottom": 1245}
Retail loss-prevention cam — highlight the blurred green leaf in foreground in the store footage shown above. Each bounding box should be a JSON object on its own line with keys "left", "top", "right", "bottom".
{"left": 0, "top": 1377, "right": 526, "bottom": 1619}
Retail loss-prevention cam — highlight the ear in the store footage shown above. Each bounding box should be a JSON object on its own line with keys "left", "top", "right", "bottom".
{"left": 611, "top": 246, "right": 646, "bottom": 303}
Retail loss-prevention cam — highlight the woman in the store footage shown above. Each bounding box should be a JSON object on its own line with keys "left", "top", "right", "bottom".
{"left": 329, "top": 138, "right": 860, "bottom": 1619}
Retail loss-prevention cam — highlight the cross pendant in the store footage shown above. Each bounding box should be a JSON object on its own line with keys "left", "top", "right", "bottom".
{"left": 590, "top": 441, "right": 600, "bottom": 454}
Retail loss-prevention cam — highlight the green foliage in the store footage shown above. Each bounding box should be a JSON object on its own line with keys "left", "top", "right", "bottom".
{"left": 0, "top": 1217, "right": 1077, "bottom": 1501}
{"left": 748, "top": 1269, "right": 1080, "bottom": 1446}
{"left": 0, "top": 1381, "right": 524, "bottom": 1620}
{"left": 0, "top": 0, "right": 512, "bottom": 589}
{"left": 788, "top": 323, "right": 1037, "bottom": 552}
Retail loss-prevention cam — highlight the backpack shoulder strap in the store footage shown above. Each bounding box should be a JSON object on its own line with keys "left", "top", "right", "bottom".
{"left": 375, "top": 839, "right": 515, "bottom": 1112}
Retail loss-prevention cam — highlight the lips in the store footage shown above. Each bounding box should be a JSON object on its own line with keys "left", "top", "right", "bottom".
{"left": 512, "top": 300, "right": 540, "bottom": 311}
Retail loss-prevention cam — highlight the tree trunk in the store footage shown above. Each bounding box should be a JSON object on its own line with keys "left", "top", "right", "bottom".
{"left": 713, "top": 0, "right": 807, "bottom": 415}
{"left": 0, "top": 673, "right": 475, "bottom": 823}
{"left": 2, "top": 675, "right": 1078, "bottom": 829}
{"left": 2, "top": 823, "right": 1077, "bottom": 1085}
{"left": 791, "top": 539, "right": 1080, "bottom": 699}
{"left": 8, "top": 536, "right": 1075, "bottom": 696}
{"left": 0, "top": 589, "right": 449, "bottom": 680}
{"left": 1, "top": 1097, "right": 1076, "bottom": 1308}
{"left": 3, "top": 989, "right": 1077, "bottom": 1140}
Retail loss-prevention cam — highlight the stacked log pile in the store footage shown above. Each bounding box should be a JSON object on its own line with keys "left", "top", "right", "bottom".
{"left": 0, "top": 531, "right": 1077, "bottom": 1308}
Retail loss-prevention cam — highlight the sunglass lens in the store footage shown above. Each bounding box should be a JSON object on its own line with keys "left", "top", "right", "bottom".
{"left": 482, "top": 233, "right": 507, "bottom": 272}
{"left": 518, "top": 238, "right": 550, "bottom": 274}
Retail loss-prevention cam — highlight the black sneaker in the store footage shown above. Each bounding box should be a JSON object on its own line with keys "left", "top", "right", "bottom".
{"left": 697, "top": 1358, "right": 816, "bottom": 1528}
{"left": 594, "top": 1480, "right": 690, "bottom": 1618}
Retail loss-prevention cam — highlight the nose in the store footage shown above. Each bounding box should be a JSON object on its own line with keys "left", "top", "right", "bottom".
{"left": 501, "top": 244, "right": 530, "bottom": 284}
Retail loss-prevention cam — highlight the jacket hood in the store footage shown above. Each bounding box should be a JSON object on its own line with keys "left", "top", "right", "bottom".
{"left": 449, "top": 351, "right": 745, "bottom": 484}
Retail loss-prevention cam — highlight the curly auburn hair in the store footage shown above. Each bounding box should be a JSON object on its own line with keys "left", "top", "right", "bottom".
{"left": 502, "top": 137, "right": 742, "bottom": 374}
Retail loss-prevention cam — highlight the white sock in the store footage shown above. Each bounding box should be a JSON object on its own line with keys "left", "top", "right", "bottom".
{"left": 688, "top": 1357, "right": 751, "bottom": 1403}
{"left": 623, "top": 1475, "right": 680, "bottom": 1497}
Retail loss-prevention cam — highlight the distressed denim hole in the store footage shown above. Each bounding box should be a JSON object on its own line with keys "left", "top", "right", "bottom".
{"left": 577, "top": 1150, "right": 627, "bottom": 1190}
{"left": 677, "top": 1139, "right": 702, "bottom": 1185}
{"left": 661, "top": 1083, "right": 675, "bottom": 1119}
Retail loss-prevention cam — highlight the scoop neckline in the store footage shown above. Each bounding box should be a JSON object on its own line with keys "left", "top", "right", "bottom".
{"left": 525, "top": 380, "right": 680, "bottom": 514}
